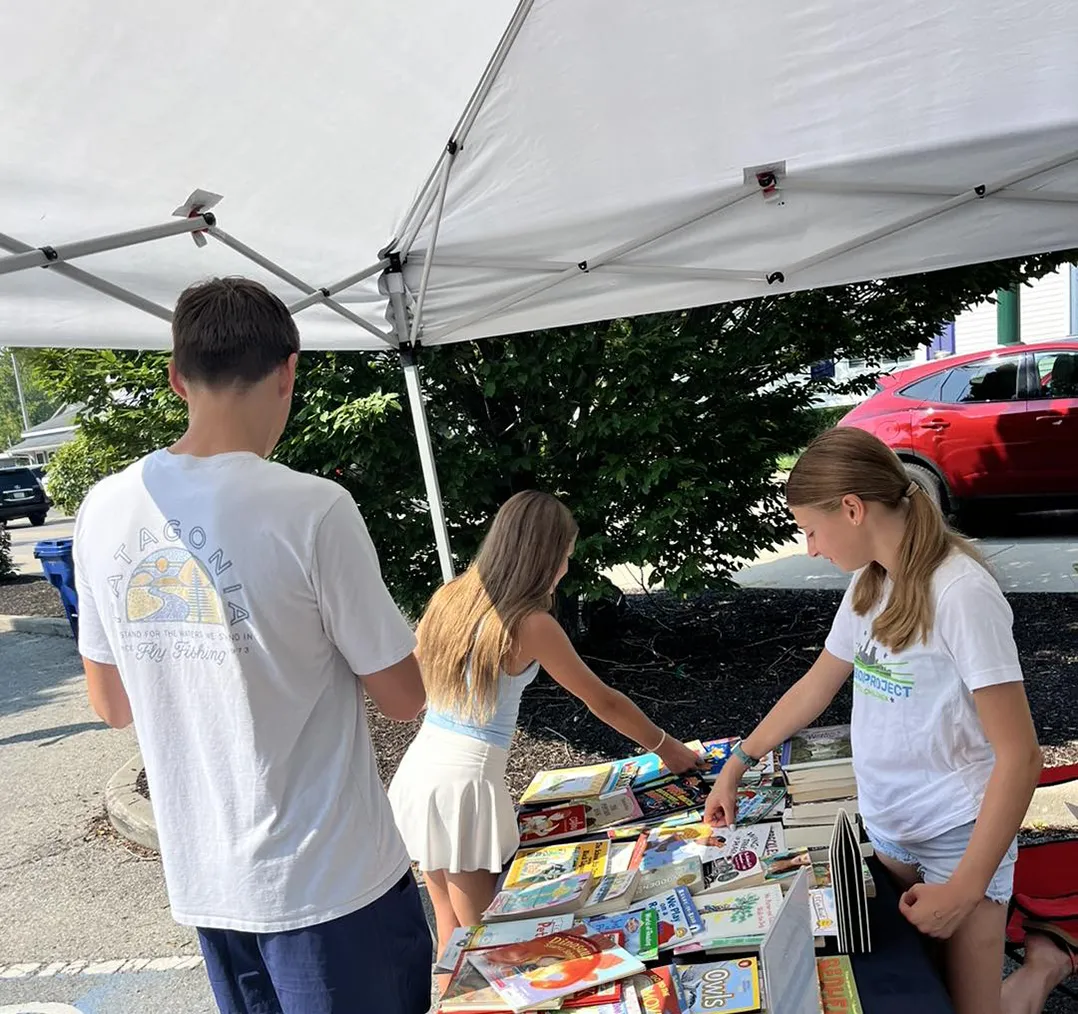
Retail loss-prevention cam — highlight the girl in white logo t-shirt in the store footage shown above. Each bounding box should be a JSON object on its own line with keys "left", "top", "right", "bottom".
{"left": 704, "top": 427, "right": 1044, "bottom": 1014}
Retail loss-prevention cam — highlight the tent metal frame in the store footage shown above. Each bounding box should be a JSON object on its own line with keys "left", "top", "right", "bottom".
{"left": 2, "top": 0, "right": 1077, "bottom": 588}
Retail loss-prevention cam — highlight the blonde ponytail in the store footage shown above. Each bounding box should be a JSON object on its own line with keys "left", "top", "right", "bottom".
{"left": 787, "top": 428, "right": 985, "bottom": 652}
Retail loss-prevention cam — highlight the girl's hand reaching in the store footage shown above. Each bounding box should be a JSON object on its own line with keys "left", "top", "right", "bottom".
{"left": 659, "top": 736, "right": 705, "bottom": 775}
{"left": 704, "top": 764, "right": 742, "bottom": 828}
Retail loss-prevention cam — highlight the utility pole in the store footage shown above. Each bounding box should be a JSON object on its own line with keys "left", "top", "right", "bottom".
{"left": 10, "top": 351, "right": 31, "bottom": 432}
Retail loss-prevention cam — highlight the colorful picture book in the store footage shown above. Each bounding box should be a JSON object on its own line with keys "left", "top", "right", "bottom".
{"left": 580, "top": 908, "right": 661, "bottom": 962}
{"left": 780, "top": 724, "right": 853, "bottom": 773}
{"left": 816, "top": 955, "right": 864, "bottom": 1014}
{"left": 468, "top": 931, "right": 646, "bottom": 1013}
{"left": 440, "top": 944, "right": 563, "bottom": 1012}
{"left": 483, "top": 872, "right": 595, "bottom": 923}
{"left": 520, "top": 763, "right": 629, "bottom": 807}
{"left": 504, "top": 840, "right": 610, "bottom": 889}
{"left": 638, "top": 887, "right": 704, "bottom": 952}
{"left": 645, "top": 821, "right": 786, "bottom": 890}
{"left": 674, "top": 884, "right": 784, "bottom": 955}
{"left": 628, "top": 966, "right": 681, "bottom": 1014}
{"left": 436, "top": 914, "right": 576, "bottom": 974}
{"left": 634, "top": 774, "right": 712, "bottom": 822}
{"left": 518, "top": 788, "right": 645, "bottom": 846}
{"left": 674, "top": 958, "right": 763, "bottom": 1014}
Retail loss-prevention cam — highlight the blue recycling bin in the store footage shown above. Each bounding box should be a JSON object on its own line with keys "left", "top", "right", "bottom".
{"left": 34, "top": 538, "right": 79, "bottom": 640}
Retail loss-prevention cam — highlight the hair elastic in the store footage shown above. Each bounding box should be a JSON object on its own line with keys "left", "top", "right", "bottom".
{"left": 905, "top": 481, "right": 919, "bottom": 497}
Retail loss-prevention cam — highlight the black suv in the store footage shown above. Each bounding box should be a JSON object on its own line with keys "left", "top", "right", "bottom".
{"left": 0, "top": 466, "right": 50, "bottom": 526}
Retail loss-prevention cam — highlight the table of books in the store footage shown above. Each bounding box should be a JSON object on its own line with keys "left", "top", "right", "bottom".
{"left": 434, "top": 727, "right": 956, "bottom": 1014}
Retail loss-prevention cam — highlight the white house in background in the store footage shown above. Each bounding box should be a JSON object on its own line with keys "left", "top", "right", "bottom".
{"left": 5, "top": 403, "right": 82, "bottom": 465}
{"left": 814, "top": 263, "right": 1078, "bottom": 405}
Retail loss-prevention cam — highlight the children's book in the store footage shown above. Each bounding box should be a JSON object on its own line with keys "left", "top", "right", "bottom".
{"left": 505, "top": 841, "right": 610, "bottom": 889}
{"left": 674, "top": 958, "right": 763, "bottom": 1014}
{"left": 815, "top": 955, "right": 864, "bottom": 1014}
{"left": 579, "top": 871, "right": 641, "bottom": 918}
{"left": 483, "top": 873, "right": 595, "bottom": 923}
{"left": 810, "top": 857, "right": 876, "bottom": 898}
{"left": 440, "top": 945, "right": 563, "bottom": 1011}
{"left": 607, "top": 809, "right": 706, "bottom": 842}
{"left": 645, "top": 822, "right": 785, "bottom": 886}
{"left": 521, "top": 763, "right": 624, "bottom": 807}
{"left": 780, "top": 725, "right": 853, "bottom": 773}
{"left": 732, "top": 786, "right": 787, "bottom": 825}
{"left": 437, "top": 914, "right": 577, "bottom": 974}
{"left": 519, "top": 790, "right": 645, "bottom": 846}
{"left": 673, "top": 885, "right": 784, "bottom": 955}
{"left": 633, "top": 857, "right": 706, "bottom": 900}
{"left": 468, "top": 932, "right": 645, "bottom": 1014}
{"left": 580, "top": 909, "right": 661, "bottom": 962}
{"left": 633, "top": 775, "right": 711, "bottom": 822}
{"left": 628, "top": 966, "right": 682, "bottom": 1014}
{"left": 810, "top": 887, "right": 838, "bottom": 939}
{"left": 637, "top": 887, "right": 704, "bottom": 952}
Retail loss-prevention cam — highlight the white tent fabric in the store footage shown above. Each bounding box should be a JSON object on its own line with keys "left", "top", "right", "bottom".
{"left": 3, "top": 0, "right": 1078, "bottom": 352}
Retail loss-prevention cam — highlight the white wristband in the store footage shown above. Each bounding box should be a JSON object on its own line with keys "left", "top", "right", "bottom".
{"left": 651, "top": 729, "right": 667, "bottom": 753}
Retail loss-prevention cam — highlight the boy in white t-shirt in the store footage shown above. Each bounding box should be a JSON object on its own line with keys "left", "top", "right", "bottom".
{"left": 74, "top": 277, "right": 432, "bottom": 1014}
{"left": 703, "top": 427, "right": 1047, "bottom": 1014}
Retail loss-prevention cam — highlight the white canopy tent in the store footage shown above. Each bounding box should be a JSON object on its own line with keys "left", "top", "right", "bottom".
{"left": 3, "top": 0, "right": 1078, "bottom": 580}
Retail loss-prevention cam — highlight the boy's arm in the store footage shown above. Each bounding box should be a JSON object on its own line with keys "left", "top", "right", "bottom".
{"left": 312, "top": 492, "right": 426, "bottom": 722}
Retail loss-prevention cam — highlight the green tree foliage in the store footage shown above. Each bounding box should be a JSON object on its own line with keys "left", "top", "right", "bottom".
{"left": 33, "top": 254, "right": 1074, "bottom": 614}
{"left": 0, "top": 349, "right": 58, "bottom": 450}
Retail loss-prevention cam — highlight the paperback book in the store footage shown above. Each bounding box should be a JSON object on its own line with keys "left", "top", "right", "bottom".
{"left": 674, "top": 958, "right": 763, "bottom": 1014}
{"left": 519, "top": 789, "right": 645, "bottom": 846}
{"left": 483, "top": 873, "right": 594, "bottom": 923}
{"left": 580, "top": 909, "right": 661, "bottom": 962}
{"left": 436, "top": 914, "right": 576, "bottom": 974}
{"left": 468, "top": 931, "right": 645, "bottom": 1014}
{"left": 504, "top": 841, "right": 610, "bottom": 889}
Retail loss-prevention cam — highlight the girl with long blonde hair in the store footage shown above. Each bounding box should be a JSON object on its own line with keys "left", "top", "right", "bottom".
{"left": 704, "top": 426, "right": 1044, "bottom": 1014}
{"left": 389, "top": 491, "right": 700, "bottom": 979}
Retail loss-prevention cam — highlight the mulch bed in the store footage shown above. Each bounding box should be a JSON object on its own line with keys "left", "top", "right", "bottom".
{"left": 367, "top": 588, "right": 1078, "bottom": 799}
{"left": 0, "top": 575, "right": 66, "bottom": 618}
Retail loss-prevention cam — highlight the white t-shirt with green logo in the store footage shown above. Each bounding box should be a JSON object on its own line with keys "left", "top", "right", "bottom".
{"left": 74, "top": 450, "right": 417, "bottom": 932}
{"left": 824, "top": 551, "right": 1023, "bottom": 843}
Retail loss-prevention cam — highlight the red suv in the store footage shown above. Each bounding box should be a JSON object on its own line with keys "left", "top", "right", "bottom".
{"left": 838, "top": 340, "right": 1078, "bottom": 517}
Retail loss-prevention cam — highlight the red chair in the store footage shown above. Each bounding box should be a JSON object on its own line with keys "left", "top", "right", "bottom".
{"left": 1005, "top": 764, "right": 1078, "bottom": 1001}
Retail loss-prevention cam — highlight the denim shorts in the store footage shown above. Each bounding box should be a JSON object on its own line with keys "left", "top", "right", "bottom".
{"left": 865, "top": 820, "right": 1017, "bottom": 904}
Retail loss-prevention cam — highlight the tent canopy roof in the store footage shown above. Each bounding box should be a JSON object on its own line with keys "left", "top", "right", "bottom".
{"left": 3, "top": 0, "right": 1078, "bottom": 351}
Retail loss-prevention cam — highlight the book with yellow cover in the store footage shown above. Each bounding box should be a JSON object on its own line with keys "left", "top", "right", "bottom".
{"left": 505, "top": 841, "right": 610, "bottom": 890}
{"left": 520, "top": 763, "right": 621, "bottom": 806}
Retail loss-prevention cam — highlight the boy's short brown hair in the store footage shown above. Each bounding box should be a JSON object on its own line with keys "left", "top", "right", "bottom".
{"left": 172, "top": 277, "right": 300, "bottom": 388}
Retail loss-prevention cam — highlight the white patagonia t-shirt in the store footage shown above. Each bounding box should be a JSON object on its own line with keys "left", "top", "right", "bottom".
{"left": 74, "top": 449, "right": 417, "bottom": 932}
{"left": 824, "top": 550, "right": 1023, "bottom": 844}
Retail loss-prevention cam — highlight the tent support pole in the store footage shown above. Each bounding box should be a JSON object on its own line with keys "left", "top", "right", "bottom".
{"left": 386, "top": 263, "right": 455, "bottom": 585}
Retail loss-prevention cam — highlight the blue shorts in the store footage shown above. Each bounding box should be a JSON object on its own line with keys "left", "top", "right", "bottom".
{"left": 197, "top": 872, "right": 433, "bottom": 1014}
{"left": 865, "top": 820, "right": 1017, "bottom": 904}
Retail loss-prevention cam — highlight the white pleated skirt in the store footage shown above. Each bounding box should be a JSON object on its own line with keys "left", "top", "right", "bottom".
{"left": 388, "top": 722, "right": 520, "bottom": 874}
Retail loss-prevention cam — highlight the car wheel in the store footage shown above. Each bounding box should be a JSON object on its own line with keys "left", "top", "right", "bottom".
{"left": 29, "top": 512, "right": 47, "bottom": 527}
{"left": 904, "top": 463, "right": 944, "bottom": 513}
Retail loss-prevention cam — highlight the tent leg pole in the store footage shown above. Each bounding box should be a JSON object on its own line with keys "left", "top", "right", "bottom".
{"left": 399, "top": 348, "right": 455, "bottom": 584}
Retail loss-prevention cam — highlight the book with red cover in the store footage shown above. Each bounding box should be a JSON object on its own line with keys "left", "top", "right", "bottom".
{"left": 468, "top": 931, "right": 645, "bottom": 1013}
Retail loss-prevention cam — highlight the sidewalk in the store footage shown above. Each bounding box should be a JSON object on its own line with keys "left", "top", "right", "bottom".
{"left": 0, "top": 630, "right": 197, "bottom": 964}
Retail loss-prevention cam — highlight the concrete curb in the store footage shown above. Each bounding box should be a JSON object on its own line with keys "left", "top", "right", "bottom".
{"left": 0, "top": 614, "right": 72, "bottom": 637}
{"left": 105, "top": 751, "right": 160, "bottom": 852}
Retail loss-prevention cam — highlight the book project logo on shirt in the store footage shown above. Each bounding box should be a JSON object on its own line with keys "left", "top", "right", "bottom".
{"left": 108, "top": 520, "right": 254, "bottom": 667}
{"left": 852, "top": 643, "right": 915, "bottom": 704}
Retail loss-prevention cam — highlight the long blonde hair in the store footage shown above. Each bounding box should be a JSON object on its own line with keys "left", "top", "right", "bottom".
{"left": 786, "top": 427, "right": 983, "bottom": 652}
{"left": 418, "top": 491, "right": 578, "bottom": 721}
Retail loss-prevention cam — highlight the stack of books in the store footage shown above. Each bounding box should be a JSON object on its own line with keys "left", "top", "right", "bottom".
{"left": 434, "top": 730, "right": 872, "bottom": 1013}
{"left": 778, "top": 725, "right": 869, "bottom": 855}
